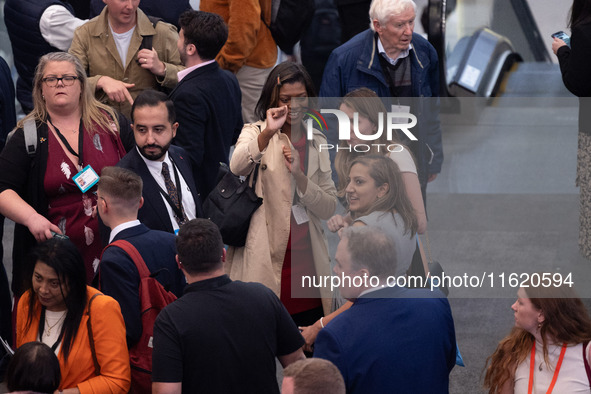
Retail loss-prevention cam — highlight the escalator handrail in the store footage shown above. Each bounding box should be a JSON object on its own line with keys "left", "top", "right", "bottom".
{"left": 509, "top": 0, "right": 552, "bottom": 63}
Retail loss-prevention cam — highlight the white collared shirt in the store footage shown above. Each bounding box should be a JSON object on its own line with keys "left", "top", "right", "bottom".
{"left": 109, "top": 220, "right": 141, "bottom": 243}
{"left": 377, "top": 38, "right": 412, "bottom": 66}
{"left": 177, "top": 59, "right": 216, "bottom": 81}
{"left": 137, "top": 148, "right": 197, "bottom": 232}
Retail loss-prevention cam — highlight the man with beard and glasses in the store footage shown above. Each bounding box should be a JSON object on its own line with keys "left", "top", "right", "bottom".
{"left": 117, "top": 90, "right": 203, "bottom": 235}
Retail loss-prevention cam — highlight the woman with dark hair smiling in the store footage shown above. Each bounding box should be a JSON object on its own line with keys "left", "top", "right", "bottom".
{"left": 228, "top": 61, "right": 337, "bottom": 328}
{"left": 16, "top": 238, "right": 130, "bottom": 393}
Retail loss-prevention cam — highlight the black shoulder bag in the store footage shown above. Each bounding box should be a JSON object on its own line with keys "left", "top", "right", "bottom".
{"left": 203, "top": 162, "right": 263, "bottom": 247}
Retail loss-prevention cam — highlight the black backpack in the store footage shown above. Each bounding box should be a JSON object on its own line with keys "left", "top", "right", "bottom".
{"left": 301, "top": 0, "right": 342, "bottom": 89}
{"left": 262, "top": 0, "right": 316, "bottom": 54}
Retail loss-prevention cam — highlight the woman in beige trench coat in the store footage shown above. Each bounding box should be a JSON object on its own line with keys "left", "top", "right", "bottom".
{"left": 228, "top": 62, "right": 337, "bottom": 326}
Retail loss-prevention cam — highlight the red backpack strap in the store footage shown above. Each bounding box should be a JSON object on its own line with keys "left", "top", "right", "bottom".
{"left": 584, "top": 341, "right": 591, "bottom": 387}
{"left": 107, "top": 240, "right": 151, "bottom": 278}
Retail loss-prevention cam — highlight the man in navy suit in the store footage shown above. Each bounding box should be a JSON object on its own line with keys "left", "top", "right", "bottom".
{"left": 169, "top": 10, "right": 242, "bottom": 198}
{"left": 314, "top": 226, "right": 456, "bottom": 394}
{"left": 118, "top": 90, "right": 203, "bottom": 234}
{"left": 97, "top": 166, "right": 186, "bottom": 346}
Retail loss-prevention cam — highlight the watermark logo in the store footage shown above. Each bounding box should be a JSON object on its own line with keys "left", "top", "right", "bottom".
{"left": 306, "top": 109, "right": 417, "bottom": 141}
{"left": 304, "top": 109, "right": 328, "bottom": 132}
{"left": 305, "top": 108, "right": 418, "bottom": 152}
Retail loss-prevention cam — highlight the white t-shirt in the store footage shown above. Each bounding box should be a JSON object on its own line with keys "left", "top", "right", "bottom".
{"left": 389, "top": 146, "right": 417, "bottom": 174}
{"left": 110, "top": 24, "right": 135, "bottom": 66}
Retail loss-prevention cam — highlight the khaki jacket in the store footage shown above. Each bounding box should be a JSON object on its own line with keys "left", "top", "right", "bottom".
{"left": 228, "top": 121, "right": 337, "bottom": 314}
{"left": 69, "top": 7, "right": 183, "bottom": 117}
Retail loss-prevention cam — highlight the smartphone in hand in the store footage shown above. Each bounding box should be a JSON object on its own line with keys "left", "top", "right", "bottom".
{"left": 552, "top": 31, "right": 571, "bottom": 47}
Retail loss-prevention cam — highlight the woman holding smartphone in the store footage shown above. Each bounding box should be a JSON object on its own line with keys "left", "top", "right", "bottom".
{"left": 553, "top": 0, "right": 591, "bottom": 261}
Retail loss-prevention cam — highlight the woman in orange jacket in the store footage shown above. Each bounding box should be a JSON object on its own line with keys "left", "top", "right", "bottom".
{"left": 16, "top": 238, "right": 130, "bottom": 394}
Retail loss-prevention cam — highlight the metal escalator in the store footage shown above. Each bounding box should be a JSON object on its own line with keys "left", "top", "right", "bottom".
{"left": 425, "top": 0, "right": 571, "bottom": 98}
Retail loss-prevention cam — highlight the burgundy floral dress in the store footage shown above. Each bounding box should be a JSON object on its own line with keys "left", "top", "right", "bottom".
{"left": 44, "top": 122, "right": 125, "bottom": 284}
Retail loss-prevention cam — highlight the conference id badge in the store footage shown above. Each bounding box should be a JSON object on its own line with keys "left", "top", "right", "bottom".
{"left": 73, "top": 165, "right": 99, "bottom": 193}
{"left": 292, "top": 204, "right": 310, "bottom": 225}
{"left": 391, "top": 104, "right": 411, "bottom": 124}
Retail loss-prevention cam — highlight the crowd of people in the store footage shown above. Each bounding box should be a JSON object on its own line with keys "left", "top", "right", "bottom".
{"left": 0, "top": 0, "right": 588, "bottom": 393}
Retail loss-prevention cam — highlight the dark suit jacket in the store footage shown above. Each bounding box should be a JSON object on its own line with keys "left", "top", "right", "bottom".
{"left": 117, "top": 145, "right": 203, "bottom": 233}
{"left": 314, "top": 286, "right": 456, "bottom": 394}
{"left": 169, "top": 61, "right": 242, "bottom": 198}
{"left": 99, "top": 223, "right": 186, "bottom": 346}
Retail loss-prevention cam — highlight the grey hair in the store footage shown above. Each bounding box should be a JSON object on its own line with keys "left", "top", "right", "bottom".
{"left": 340, "top": 226, "right": 398, "bottom": 278}
{"left": 369, "top": 0, "right": 417, "bottom": 31}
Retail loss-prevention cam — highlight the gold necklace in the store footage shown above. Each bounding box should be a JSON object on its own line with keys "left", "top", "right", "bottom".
{"left": 45, "top": 312, "right": 66, "bottom": 336}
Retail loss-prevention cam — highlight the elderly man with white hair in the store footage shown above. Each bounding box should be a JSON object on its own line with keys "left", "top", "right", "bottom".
{"left": 319, "top": 0, "right": 443, "bottom": 197}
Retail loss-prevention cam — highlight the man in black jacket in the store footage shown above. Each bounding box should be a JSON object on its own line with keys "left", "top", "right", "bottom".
{"left": 169, "top": 10, "right": 243, "bottom": 199}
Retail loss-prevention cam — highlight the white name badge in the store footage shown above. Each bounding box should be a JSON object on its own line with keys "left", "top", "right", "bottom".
{"left": 292, "top": 204, "right": 310, "bottom": 225}
{"left": 391, "top": 104, "right": 411, "bottom": 124}
{"left": 73, "top": 165, "right": 99, "bottom": 193}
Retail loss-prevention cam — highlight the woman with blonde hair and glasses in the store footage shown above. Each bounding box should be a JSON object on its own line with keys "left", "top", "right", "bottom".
{"left": 0, "top": 52, "right": 132, "bottom": 297}
{"left": 484, "top": 281, "right": 591, "bottom": 393}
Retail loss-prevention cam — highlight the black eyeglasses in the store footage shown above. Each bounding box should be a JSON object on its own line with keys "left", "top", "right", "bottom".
{"left": 42, "top": 75, "right": 79, "bottom": 87}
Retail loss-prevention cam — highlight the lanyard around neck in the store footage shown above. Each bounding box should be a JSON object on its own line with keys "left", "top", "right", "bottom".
{"left": 48, "top": 117, "right": 84, "bottom": 166}
{"left": 528, "top": 342, "right": 567, "bottom": 394}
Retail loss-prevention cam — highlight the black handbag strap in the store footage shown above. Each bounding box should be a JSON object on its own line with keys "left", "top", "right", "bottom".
{"left": 248, "top": 163, "right": 260, "bottom": 189}
{"left": 86, "top": 293, "right": 102, "bottom": 376}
